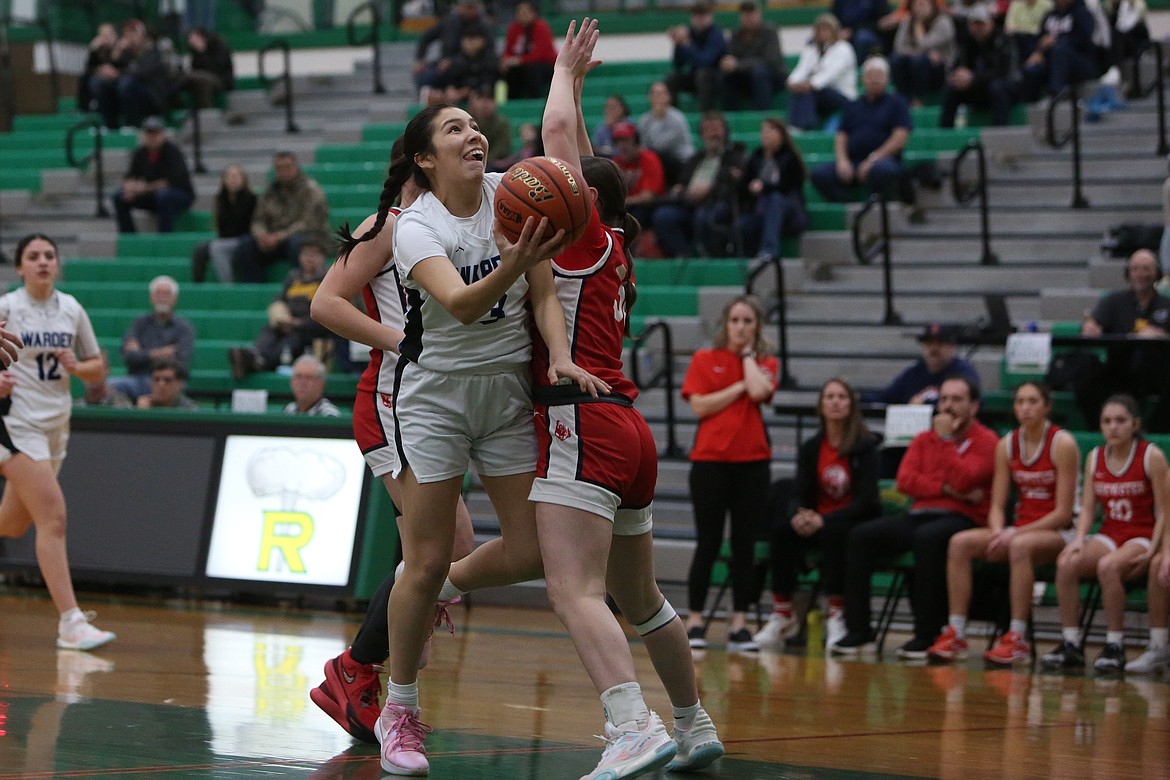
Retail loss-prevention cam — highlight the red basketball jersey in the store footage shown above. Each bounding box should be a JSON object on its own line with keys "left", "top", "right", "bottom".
{"left": 531, "top": 207, "right": 638, "bottom": 400}
{"left": 1008, "top": 423, "right": 1064, "bottom": 527}
{"left": 1091, "top": 439, "right": 1158, "bottom": 544}
{"left": 357, "top": 206, "right": 406, "bottom": 396}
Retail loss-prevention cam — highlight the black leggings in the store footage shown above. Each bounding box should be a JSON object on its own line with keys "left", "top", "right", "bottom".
{"left": 687, "top": 460, "right": 771, "bottom": 614}
{"left": 770, "top": 512, "right": 862, "bottom": 598}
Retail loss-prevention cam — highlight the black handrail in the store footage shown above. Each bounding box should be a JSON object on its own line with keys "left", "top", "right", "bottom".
{"left": 346, "top": 1, "right": 386, "bottom": 95}
{"left": 951, "top": 139, "right": 997, "bottom": 265}
{"left": 745, "top": 254, "right": 796, "bottom": 388}
{"left": 629, "top": 318, "right": 684, "bottom": 458}
{"left": 177, "top": 84, "right": 208, "bottom": 174}
{"left": 258, "top": 39, "right": 299, "bottom": 133}
{"left": 851, "top": 194, "right": 901, "bottom": 325}
{"left": 1045, "top": 84, "right": 1089, "bottom": 208}
{"left": 64, "top": 117, "right": 109, "bottom": 218}
{"left": 1133, "top": 41, "right": 1168, "bottom": 156}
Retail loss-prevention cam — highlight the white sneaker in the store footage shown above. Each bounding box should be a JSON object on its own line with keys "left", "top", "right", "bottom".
{"left": 580, "top": 711, "right": 676, "bottom": 780}
{"left": 57, "top": 612, "right": 116, "bottom": 651}
{"left": 1127, "top": 644, "right": 1170, "bottom": 675}
{"left": 752, "top": 613, "right": 798, "bottom": 650}
{"left": 825, "top": 610, "right": 848, "bottom": 650}
{"left": 666, "top": 706, "right": 723, "bottom": 772}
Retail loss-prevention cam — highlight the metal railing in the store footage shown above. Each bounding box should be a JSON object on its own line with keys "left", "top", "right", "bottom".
{"left": 951, "top": 139, "right": 997, "bottom": 266}
{"left": 175, "top": 83, "right": 208, "bottom": 174}
{"left": 347, "top": 1, "right": 386, "bottom": 95}
{"left": 745, "top": 254, "right": 795, "bottom": 388}
{"left": 1133, "top": 41, "right": 1168, "bottom": 156}
{"left": 629, "top": 318, "right": 684, "bottom": 458}
{"left": 64, "top": 117, "right": 110, "bottom": 218}
{"left": 258, "top": 39, "right": 299, "bottom": 133}
{"left": 1045, "top": 84, "right": 1089, "bottom": 208}
{"left": 851, "top": 194, "right": 902, "bottom": 325}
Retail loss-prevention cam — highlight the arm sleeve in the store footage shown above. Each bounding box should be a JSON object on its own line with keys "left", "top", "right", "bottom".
{"left": 120, "top": 316, "right": 152, "bottom": 373}
{"left": 788, "top": 47, "right": 813, "bottom": 84}
{"left": 174, "top": 318, "right": 196, "bottom": 371}
{"left": 896, "top": 434, "right": 946, "bottom": 499}
{"left": 393, "top": 212, "right": 449, "bottom": 282}
{"left": 823, "top": 442, "right": 883, "bottom": 524}
{"left": 74, "top": 306, "right": 101, "bottom": 361}
{"left": 937, "top": 427, "right": 999, "bottom": 493}
{"left": 641, "top": 152, "right": 667, "bottom": 196}
{"left": 521, "top": 21, "right": 557, "bottom": 64}
{"left": 680, "top": 351, "right": 714, "bottom": 399}
{"left": 794, "top": 437, "right": 821, "bottom": 509}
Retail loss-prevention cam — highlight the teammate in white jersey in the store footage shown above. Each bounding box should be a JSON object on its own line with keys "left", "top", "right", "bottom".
{"left": 0, "top": 234, "right": 115, "bottom": 651}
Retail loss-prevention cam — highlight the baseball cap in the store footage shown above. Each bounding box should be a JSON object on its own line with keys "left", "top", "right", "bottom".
{"left": 967, "top": 4, "right": 993, "bottom": 23}
{"left": 917, "top": 323, "right": 958, "bottom": 343}
{"left": 611, "top": 121, "right": 637, "bottom": 142}
{"left": 141, "top": 116, "right": 166, "bottom": 132}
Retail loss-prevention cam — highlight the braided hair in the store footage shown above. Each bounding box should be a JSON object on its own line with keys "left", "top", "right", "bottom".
{"left": 580, "top": 156, "right": 639, "bottom": 332}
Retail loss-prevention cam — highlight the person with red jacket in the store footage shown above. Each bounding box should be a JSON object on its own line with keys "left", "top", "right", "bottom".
{"left": 832, "top": 375, "right": 998, "bottom": 657}
{"left": 500, "top": 0, "right": 557, "bottom": 99}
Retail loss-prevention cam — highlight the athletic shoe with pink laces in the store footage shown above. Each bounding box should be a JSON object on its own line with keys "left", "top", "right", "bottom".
{"left": 375, "top": 703, "right": 432, "bottom": 776}
{"left": 580, "top": 711, "right": 676, "bottom": 780}
{"left": 309, "top": 648, "right": 382, "bottom": 743}
{"left": 927, "top": 626, "right": 968, "bottom": 663}
{"left": 983, "top": 631, "right": 1032, "bottom": 666}
{"left": 419, "top": 597, "right": 459, "bottom": 670}
{"left": 57, "top": 611, "right": 116, "bottom": 651}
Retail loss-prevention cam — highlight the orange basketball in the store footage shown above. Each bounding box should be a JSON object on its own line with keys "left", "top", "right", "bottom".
{"left": 493, "top": 156, "right": 592, "bottom": 247}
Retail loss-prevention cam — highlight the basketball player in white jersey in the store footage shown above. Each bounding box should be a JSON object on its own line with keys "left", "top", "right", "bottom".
{"left": 307, "top": 139, "right": 476, "bottom": 745}
{"left": 0, "top": 234, "right": 115, "bottom": 651}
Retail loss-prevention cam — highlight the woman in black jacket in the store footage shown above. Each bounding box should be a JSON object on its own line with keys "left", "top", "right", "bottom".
{"left": 173, "top": 27, "right": 235, "bottom": 109}
{"left": 738, "top": 117, "right": 809, "bottom": 263}
{"left": 191, "top": 165, "right": 257, "bottom": 282}
{"left": 753, "top": 377, "right": 881, "bottom": 651}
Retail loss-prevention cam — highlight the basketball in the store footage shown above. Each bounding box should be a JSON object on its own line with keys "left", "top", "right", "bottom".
{"left": 493, "top": 156, "right": 592, "bottom": 247}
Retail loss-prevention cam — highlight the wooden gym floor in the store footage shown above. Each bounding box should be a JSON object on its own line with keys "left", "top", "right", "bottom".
{"left": 0, "top": 589, "right": 1167, "bottom": 779}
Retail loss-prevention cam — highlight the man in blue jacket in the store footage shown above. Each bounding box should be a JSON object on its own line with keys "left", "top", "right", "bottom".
{"left": 832, "top": 0, "right": 888, "bottom": 62}
{"left": 861, "top": 322, "right": 981, "bottom": 406}
{"left": 665, "top": 2, "right": 727, "bottom": 111}
{"left": 1020, "top": 0, "right": 1100, "bottom": 100}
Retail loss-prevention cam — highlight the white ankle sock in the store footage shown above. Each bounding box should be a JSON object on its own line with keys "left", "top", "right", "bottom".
{"left": 948, "top": 615, "right": 967, "bottom": 638}
{"left": 1150, "top": 628, "right": 1169, "bottom": 649}
{"left": 387, "top": 679, "right": 419, "bottom": 710}
{"left": 672, "top": 701, "right": 700, "bottom": 730}
{"left": 59, "top": 607, "right": 83, "bottom": 624}
{"left": 600, "top": 682, "right": 649, "bottom": 729}
{"left": 1009, "top": 619, "right": 1028, "bottom": 637}
{"left": 1062, "top": 627, "right": 1081, "bottom": 645}
{"left": 438, "top": 577, "right": 465, "bottom": 602}
{"left": 1106, "top": 631, "right": 1125, "bottom": 646}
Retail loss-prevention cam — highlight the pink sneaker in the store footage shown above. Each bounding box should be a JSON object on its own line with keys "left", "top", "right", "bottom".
{"left": 419, "top": 597, "right": 459, "bottom": 670}
{"left": 375, "top": 703, "right": 431, "bottom": 776}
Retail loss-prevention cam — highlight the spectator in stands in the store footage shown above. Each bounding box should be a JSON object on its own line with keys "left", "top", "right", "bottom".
{"left": 170, "top": 27, "right": 234, "bottom": 110}
{"left": 76, "top": 350, "right": 133, "bottom": 409}
{"left": 1020, "top": 0, "right": 1100, "bottom": 101}
{"left": 833, "top": 0, "right": 889, "bottom": 61}
{"left": 637, "top": 81, "right": 695, "bottom": 188}
{"left": 136, "top": 357, "right": 198, "bottom": 410}
{"left": 878, "top": 0, "right": 947, "bottom": 50}
{"left": 738, "top": 117, "right": 809, "bottom": 264}
{"left": 1041, "top": 394, "right": 1170, "bottom": 673}
{"left": 1108, "top": 0, "right": 1149, "bottom": 95}
{"left": 1005, "top": 0, "right": 1055, "bottom": 61}
{"left": 90, "top": 19, "right": 170, "bottom": 129}
{"left": 591, "top": 95, "right": 631, "bottom": 159}
{"left": 440, "top": 28, "right": 500, "bottom": 105}
{"left": 719, "top": 1, "right": 786, "bottom": 111}
{"left": 652, "top": 113, "right": 746, "bottom": 258}
{"left": 610, "top": 121, "right": 667, "bottom": 234}
{"left": 111, "top": 116, "right": 195, "bottom": 234}
{"left": 861, "top": 322, "right": 981, "bottom": 405}
{"left": 810, "top": 57, "right": 915, "bottom": 205}
{"left": 681, "top": 295, "right": 779, "bottom": 652}
{"left": 666, "top": 2, "right": 728, "bottom": 112}
{"left": 499, "top": 0, "right": 557, "bottom": 100}
{"left": 79, "top": 22, "right": 118, "bottom": 112}
{"left": 753, "top": 378, "right": 882, "bottom": 652}
{"left": 229, "top": 237, "right": 330, "bottom": 379}
{"left": 413, "top": 0, "right": 495, "bottom": 105}
{"left": 468, "top": 89, "right": 512, "bottom": 168}
{"left": 191, "top": 164, "right": 257, "bottom": 283}
{"left": 940, "top": 5, "right": 1019, "bottom": 127}
{"left": 232, "top": 151, "right": 329, "bottom": 284}
{"left": 890, "top": 0, "right": 957, "bottom": 106}
{"left": 109, "top": 274, "right": 196, "bottom": 401}
{"left": 786, "top": 14, "right": 859, "bottom": 131}
{"left": 926, "top": 381, "right": 1079, "bottom": 665}
{"left": 284, "top": 354, "right": 341, "bottom": 417}
{"left": 833, "top": 376, "right": 998, "bottom": 657}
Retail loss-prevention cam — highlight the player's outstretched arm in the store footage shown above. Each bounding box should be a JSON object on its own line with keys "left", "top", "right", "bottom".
{"left": 542, "top": 18, "right": 599, "bottom": 172}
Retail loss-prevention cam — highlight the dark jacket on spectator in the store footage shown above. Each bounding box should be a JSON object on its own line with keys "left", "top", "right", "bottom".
{"left": 795, "top": 431, "right": 882, "bottom": 523}
{"left": 727, "top": 18, "right": 786, "bottom": 82}
{"left": 214, "top": 188, "right": 257, "bottom": 238}
{"left": 740, "top": 146, "right": 806, "bottom": 199}
{"left": 116, "top": 42, "right": 171, "bottom": 107}
{"left": 125, "top": 139, "right": 194, "bottom": 198}
{"left": 675, "top": 141, "right": 747, "bottom": 205}
{"left": 954, "top": 23, "right": 1016, "bottom": 86}
{"left": 191, "top": 32, "right": 234, "bottom": 89}
{"left": 672, "top": 23, "right": 728, "bottom": 73}
{"left": 1040, "top": 0, "right": 1097, "bottom": 56}
{"left": 415, "top": 11, "right": 496, "bottom": 62}
{"left": 831, "top": 0, "right": 890, "bottom": 32}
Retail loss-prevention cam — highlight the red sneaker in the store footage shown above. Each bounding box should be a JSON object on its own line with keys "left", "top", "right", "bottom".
{"left": 927, "top": 626, "right": 968, "bottom": 663}
{"left": 983, "top": 631, "right": 1032, "bottom": 666}
{"left": 309, "top": 648, "right": 382, "bottom": 743}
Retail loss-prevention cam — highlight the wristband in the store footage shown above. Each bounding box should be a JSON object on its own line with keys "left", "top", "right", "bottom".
{"left": 740, "top": 350, "right": 755, "bottom": 360}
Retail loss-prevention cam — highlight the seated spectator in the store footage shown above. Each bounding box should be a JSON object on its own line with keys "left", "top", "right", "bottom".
{"left": 665, "top": 1, "right": 728, "bottom": 112}
{"left": 833, "top": 0, "right": 889, "bottom": 61}
{"left": 413, "top": 0, "right": 495, "bottom": 105}
{"left": 637, "top": 81, "right": 695, "bottom": 187}
{"left": 76, "top": 350, "right": 133, "bottom": 409}
{"left": 499, "top": 0, "right": 556, "bottom": 100}
{"left": 1108, "top": 0, "right": 1150, "bottom": 95}
{"left": 109, "top": 274, "right": 196, "bottom": 401}
{"left": 786, "top": 14, "right": 859, "bottom": 131}
{"left": 111, "top": 116, "right": 195, "bottom": 234}
{"left": 440, "top": 28, "right": 499, "bottom": 105}
{"left": 1005, "top": 0, "right": 1055, "bottom": 61}
{"left": 890, "top": 0, "right": 957, "bottom": 106}
{"left": 170, "top": 26, "right": 234, "bottom": 110}
{"left": 78, "top": 22, "right": 118, "bottom": 111}
{"left": 926, "top": 381, "right": 1079, "bottom": 665}
{"left": 90, "top": 19, "right": 169, "bottom": 129}
{"left": 591, "top": 95, "right": 631, "bottom": 159}
{"left": 610, "top": 121, "right": 668, "bottom": 234}
{"left": 652, "top": 113, "right": 746, "bottom": 258}
{"left": 719, "top": 1, "right": 786, "bottom": 111}
{"left": 136, "top": 357, "right": 199, "bottom": 410}
{"left": 878, "top": 0, "right": 948, "bottom": 49}
{"left": 232, "top": 151, "right": 330, "bottom": 284}
{"left": 1040, "top": 394, "right": 1170, "bottom": 673}
{"left": 284, "top": 354, "right": 341, "bottom": 417}
{"left": 1020, "top": 0, "right": 1100, "bottom": 102}
{"left": 861, "top": 322, "right": 981, "bottom": 405}
{"left": 833, "top": 376, "right": 998, "bottom": 657}
{"left": 810, "top": 57, "right": 914, "bottom": 205}
{"left": 468, "top": 89, "right": 512, "bottom": 168}
{"left": 753, "top": 378, "right": 881, "bottom": 652}
{"left": 940, "top": 5, "right": 1019, "bottom": 127}
{"left": 191, "top": 164, "right": 257, "bottom": 283}
{"left": 738, "top": 117, "right": 810, "bottom": 263}
{"left": 229, "top": 238, "right": 330, "bottom": 379}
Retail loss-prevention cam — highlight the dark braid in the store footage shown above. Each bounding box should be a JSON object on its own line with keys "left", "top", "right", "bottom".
{"left": 580, "top": 156, "right": 639, "bottom": 333}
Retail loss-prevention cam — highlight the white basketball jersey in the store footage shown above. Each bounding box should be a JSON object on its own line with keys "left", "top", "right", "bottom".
{"left": 393, "top": 172, "right": 532, "bottom": 374}
{"left": 0, "top": 288, "right": 99, "bottom": 427}
{"left": 357, "top": 208, "right": 407, "bottom": 395}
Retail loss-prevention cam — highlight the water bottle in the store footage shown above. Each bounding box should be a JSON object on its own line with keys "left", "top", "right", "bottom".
{"left": 806, "top": 607, "right": 824, "bottom": 650}
{"left": 1026, "top": 321, "right": 1038, "bottom": 333}
{"left": 955, "top": 105, "right": 969, "bottom": 130}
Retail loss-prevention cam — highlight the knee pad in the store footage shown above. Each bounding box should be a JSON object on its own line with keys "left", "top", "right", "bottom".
{"left": 633, "top": 599, "right": 678, "bottom": 637}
